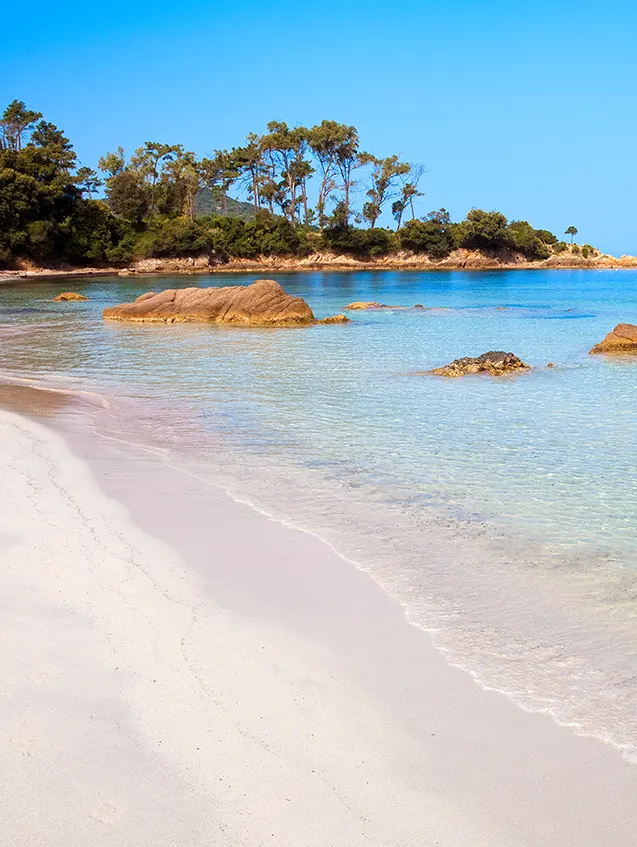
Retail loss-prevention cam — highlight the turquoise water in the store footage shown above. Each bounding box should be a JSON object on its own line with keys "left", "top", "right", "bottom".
{"left": 2, "top": 269, "right": 637, "bottom": 757}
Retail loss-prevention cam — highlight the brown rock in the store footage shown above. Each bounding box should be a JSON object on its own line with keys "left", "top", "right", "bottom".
{"left": 590, "top": 323, "right": 637, "bottom": 354}
{"left": 547, "top": 362, "right": 555, "bottom": 368}
{"left": 432, "top": 351, "right": 530, "bottom": 378}
{"left": 344, "top": 301, "right": 394, "bottom": 310}
{"left": 319, "top": 314, "right": 351, "bottom": 324}
{"left": 343, "top": 301, "right": 426, "bottom": 311}
{"left": 103, "top": 279, "right": 316, "bottom": 327}
{"left": 54, "top": 291, "right": 88, "bottom": 302}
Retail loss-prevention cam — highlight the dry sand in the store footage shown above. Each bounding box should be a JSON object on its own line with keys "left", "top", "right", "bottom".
{"left": 1, "top": 391, "right": 637, "bottom": 846}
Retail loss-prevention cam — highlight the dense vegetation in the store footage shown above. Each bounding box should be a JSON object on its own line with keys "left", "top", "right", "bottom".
{"left": 0, "top": 100, "right": 595, "bottom": 268}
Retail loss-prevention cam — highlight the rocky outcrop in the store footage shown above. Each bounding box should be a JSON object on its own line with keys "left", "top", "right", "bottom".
{"left": 318, "top": 313, "right": 351, "bottom": 324}
{"left": 202, "top": 248, "right": 637, "bottom": 272}
{"left": 344, "top": 301, "right": 395, "bottom": 310}
{"left": 125, "top": 256, "right": 219, "bottom": 275}
{"left": 344, "top": 301, "right": 426, "bottom": 311}
{"left": 103, "top": 279, "right": 337, "bottom": 327}
{"left": 432, "top": 351, "right": 530, "bottom": 378}
{"left": 590, "top": 323, "right": 637, "bottom": 354}
{"left": 54, "top": 292, "right": 88, "bottom": 301}
{"left": 4, "top": 247, "right": 637, "bottom": 286}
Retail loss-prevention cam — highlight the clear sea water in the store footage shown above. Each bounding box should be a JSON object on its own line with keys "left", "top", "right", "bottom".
{"left": 2, "top": 269, "right": 637, "bottom": 758}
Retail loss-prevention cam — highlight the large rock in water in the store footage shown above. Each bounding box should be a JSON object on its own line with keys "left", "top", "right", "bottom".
{"left": 432, "top": 351, "right": 530, "bottom": 377}
{"left": 590, "top": 323, "right": 637, "bottom": 354}
{"left": 103, "top": 279, "right": 317, "bottom": 326}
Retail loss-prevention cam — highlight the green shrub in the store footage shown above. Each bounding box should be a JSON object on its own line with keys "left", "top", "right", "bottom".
{"left": 132, "top": 212, "right": 309, "bottom": 260}
{"left": 534, "top": 228, "right": 558, "bottom": 245}
{"left": 321, "top": 223, "right": 396, "bottom": 258}
{"left": 507, "top": 220, "right": 550, "bottom": 260}
{"left": 456, "top": 209, "right": 514, "bottom": 251}
{"left": 398, "top": 210, "right": 456, "bottom": 259}
{"left": 135, "top": 217, "right": 214, "bottom": 258}
{"left": 62, "top": 199, "right": 132, "bottom": 264}
{"left": 0, "top": 245, "right": 12, "bottom": 268}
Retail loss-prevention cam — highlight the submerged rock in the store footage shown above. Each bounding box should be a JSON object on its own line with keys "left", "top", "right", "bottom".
{"left": 103, "top": 279, "right": 316, "bottom": 327}
{"left": 54, "top": 291, "right": 88, "bottom": 302}
{"left": 432, "top": 351, "right": 530, "bottom": 378}
{"left": 318, "top": 313, "right": 351, "bottom": 324}
{"left": 343, "top": 301, "right": 426, "bottom": 311}
{"left": 590, "top": 323, "right": 637, "bottom": 354}
{"left": 344, "top": 301, "right": 395, "bottom": 310}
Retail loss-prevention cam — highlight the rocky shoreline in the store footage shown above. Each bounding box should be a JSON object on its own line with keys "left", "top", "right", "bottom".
{"left": 3, "top": 248, "right": 637, "bottom": 284}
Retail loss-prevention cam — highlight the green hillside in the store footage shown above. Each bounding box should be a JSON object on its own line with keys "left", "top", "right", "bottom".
{"left": 194, "top": 188, "right": 255, "bottom": 220}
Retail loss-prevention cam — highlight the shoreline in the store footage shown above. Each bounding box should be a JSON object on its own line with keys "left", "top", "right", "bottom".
{"left": 3, "top": 249, "right": 637, "bottom": 284}
{"left": 2, "top": 383, "right": 637, "bottom": 846}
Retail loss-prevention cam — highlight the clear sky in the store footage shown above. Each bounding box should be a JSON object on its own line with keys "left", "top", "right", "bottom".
{"left": 3, "top": 0, "right": 636, "bottom": 254}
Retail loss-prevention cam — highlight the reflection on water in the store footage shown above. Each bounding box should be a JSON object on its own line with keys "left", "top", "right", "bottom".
{"left": 2, "top": 268, "right": 637, "bottom": 758}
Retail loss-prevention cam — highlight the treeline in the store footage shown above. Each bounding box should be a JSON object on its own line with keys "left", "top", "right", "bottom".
{"left": 0, "top": 100, "right": 593, "bottom": 267}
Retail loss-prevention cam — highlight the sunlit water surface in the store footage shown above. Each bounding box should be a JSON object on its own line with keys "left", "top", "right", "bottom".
{"left": 2, "top": 269, "right": 637, "bottom": 758}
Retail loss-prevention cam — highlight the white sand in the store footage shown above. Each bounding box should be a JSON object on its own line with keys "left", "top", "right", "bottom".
{"left": 2, "top": 407, "right": 637, "bottom": 846}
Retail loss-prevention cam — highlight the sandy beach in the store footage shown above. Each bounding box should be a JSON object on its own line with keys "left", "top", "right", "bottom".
{"left": 0, "top": 387, "right": 636, "bottom": 847}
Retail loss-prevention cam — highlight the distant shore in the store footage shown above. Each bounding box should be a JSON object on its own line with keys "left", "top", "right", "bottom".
{"left": 2, "top": 247, "right": 637, "bottom": 284}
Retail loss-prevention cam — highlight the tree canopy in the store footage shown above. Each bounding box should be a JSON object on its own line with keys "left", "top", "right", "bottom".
{"left": 0, "top": 99, "right": 588, "bottom": 268}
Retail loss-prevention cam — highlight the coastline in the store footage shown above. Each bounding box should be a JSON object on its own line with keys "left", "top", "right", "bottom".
{"left": 2, "top": 384, "right": 637, "bottom": 846}
{"left": 3, "top": 247, "right": 637, "bottom": 285}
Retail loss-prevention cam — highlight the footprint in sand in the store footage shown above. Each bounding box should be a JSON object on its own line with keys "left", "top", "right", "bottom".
{"left": 10, "top": 717, "right": 45, "bottom": 757}
{"left": 11, "top": 735, "right": 39, "bottom": 757}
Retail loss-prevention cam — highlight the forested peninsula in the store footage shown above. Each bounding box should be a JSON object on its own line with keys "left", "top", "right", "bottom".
{"left": 1, "top": 99, "right": 633, "bottom": 277}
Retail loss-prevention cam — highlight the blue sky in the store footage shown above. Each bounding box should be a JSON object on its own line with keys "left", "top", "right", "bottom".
{"left": 3, "top": 0, "right": 636, "bottom": 254}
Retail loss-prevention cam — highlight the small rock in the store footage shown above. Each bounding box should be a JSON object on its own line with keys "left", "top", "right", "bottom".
{"left": 432, "top": 351, "right": 530, "bottom": 378}
{"left": 344, "top": 301, "right": 393, "bottom": 310}
{"left": 319, "top": 314, "right": 351, "bottom": 325}
{"left": 54, "top": 292, "right": 88, "bottom": 302}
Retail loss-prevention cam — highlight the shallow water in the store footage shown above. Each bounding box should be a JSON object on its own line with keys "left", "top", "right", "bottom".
{"left": 2, "top": 268, "right": 637, "bottom": 758}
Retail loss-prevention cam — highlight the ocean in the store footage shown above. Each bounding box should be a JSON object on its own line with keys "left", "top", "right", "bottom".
{"left": 2, "top": 268, "right": 637, "bottom": 759}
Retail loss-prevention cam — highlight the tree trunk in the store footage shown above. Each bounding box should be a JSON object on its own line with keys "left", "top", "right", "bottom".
{"left": 251, "top": 167, "right": 259, "bottom": 213}
{"left": 302, "top": 181, "right": 308, "bottom": 225}
{"left": 289, "top": 177, "right": 296, "bottom": 224}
